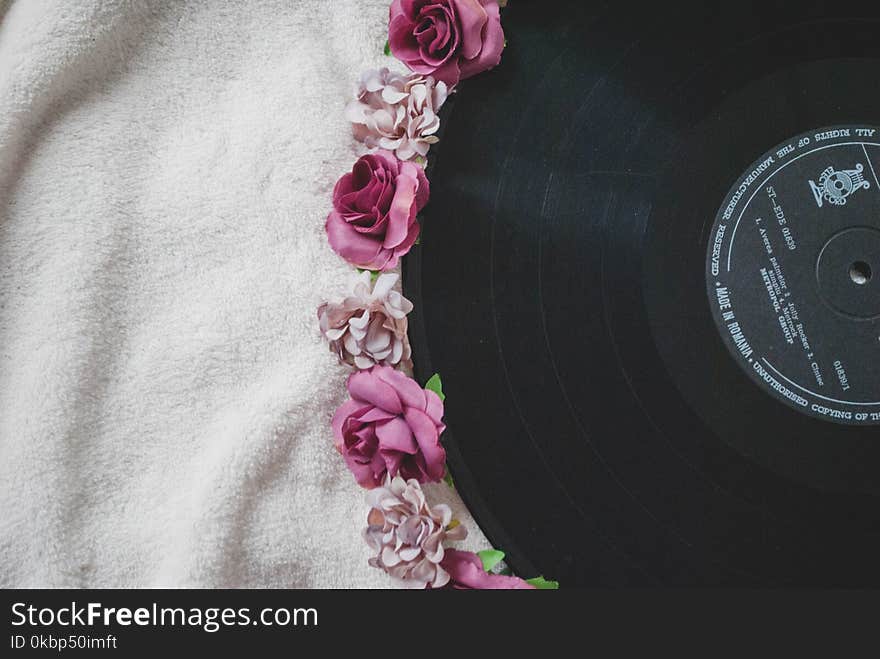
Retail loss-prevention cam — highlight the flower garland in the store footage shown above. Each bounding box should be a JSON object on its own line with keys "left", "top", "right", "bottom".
{"left": 318, "top": 0, "right": 557, "bottom": 590}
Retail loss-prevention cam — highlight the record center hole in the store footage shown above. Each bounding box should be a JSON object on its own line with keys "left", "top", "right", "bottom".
{"left": 850, "top": 261, "right": 872, "bottom": 286}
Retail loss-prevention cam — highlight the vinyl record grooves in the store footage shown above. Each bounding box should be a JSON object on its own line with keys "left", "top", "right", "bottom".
{"left": 404, "top": 1, "right": 880, "bottom": 585}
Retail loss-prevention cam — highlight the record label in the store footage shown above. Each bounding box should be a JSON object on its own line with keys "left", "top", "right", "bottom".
{"left": 707, "top": 126, "right": 880, "bottom": 425}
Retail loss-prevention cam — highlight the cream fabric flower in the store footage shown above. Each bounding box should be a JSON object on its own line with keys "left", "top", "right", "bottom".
{"left": 346, "top": 68, "right": 448, "bottom": 161}
{"left": 317, "top": 272, "right": 413, "bottom": 369}
{"left": 363, "top": 476, "right": 467, "bottom": 589}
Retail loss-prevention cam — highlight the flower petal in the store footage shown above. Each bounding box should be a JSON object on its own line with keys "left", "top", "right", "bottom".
{"left": 326, "top": 211, "right": 383, "bottom": 268}
{"left": 348, "top": 368, "right": 404, "bottom": 414}
{"left": 375, "top": 416, "right": 418, "bottom": 454}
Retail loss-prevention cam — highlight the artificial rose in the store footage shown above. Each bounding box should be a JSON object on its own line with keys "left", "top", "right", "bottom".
{"left": 331, "top": 366, "right": 446, "bottom": 488}
{"left": 325, "top": 150, "right": 428, "bottom": 271}
{"left": 317, "top": 271, "right": 413, "bottom": 370}
{"left": 440, "top": 549, "right": 536, "bottom": 589}
{"left": 388, "top": 0, "right": 505, "bottom": 87}
{"left": 364, "top": 476, "right": 467, "bottom": 588}
{"left": 346, "top": 68, "right": 448, "bottom": 161}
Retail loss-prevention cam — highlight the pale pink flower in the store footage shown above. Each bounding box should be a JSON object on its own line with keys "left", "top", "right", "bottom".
{"left": 363, "top": 476, "right": 467, "bottom": 588}
{"left": 346, "top": 68, "right": 448, "bottom": 161}
{"left": 318, "top": 272, "right": 413, "bottom": 370}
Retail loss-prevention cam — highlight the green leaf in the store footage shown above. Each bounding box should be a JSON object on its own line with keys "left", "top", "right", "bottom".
{"left": 425, "top": 373, "right": 445, "bottom": 401}
{"left": 477, "top": 549, "right": 505, "bottom": 572}
{"left": 526, "top": 576, "right": 559, "bottom": 590}
{"left": 384, "top": 40, "right": 391, "bottom": 56}
{"left": 442, "top": 468, "right": 455, "bottom": 489}
{"left": 414, "top": 236, "right": 421, "bottom": 246}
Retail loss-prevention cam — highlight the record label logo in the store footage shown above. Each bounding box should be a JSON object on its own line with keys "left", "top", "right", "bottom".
{"left": 809, "top": 164, "right": 870, "bottom": 207}
{"left": 707, "top": 125, "right": 880, "bottom": 425}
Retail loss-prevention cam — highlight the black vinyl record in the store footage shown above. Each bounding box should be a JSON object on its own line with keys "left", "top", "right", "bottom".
{"left": 404, "top": 0, "right": 880, "bottom": 585}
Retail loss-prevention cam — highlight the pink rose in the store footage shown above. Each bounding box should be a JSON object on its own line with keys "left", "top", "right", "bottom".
{"left": 388, "top": 0, "right": 505, "bottom": 87}
{"left": 439, "top": 549, "right": 536, "bottom": 589}
{"left": 326, "top": 151, "right": 428, "bottom": 271}
{"left": 331, "top": 366, "right": 446, "bottom": 488}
